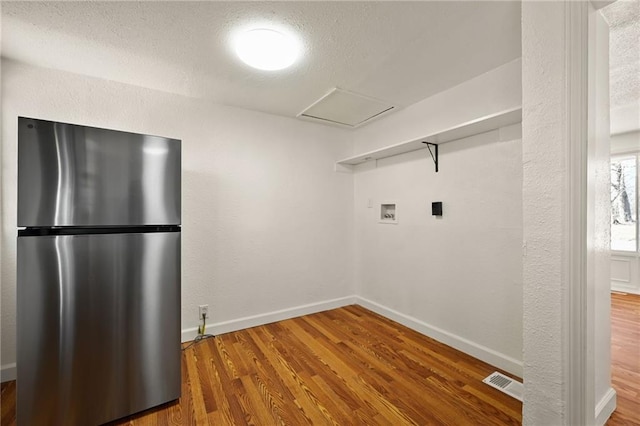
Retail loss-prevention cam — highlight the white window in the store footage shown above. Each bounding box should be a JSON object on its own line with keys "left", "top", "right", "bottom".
{"left": 611, "top": 155, "right": 637, "bottom": 252}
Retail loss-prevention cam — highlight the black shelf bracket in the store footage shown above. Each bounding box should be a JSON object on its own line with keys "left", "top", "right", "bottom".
{"left": 422, "top": 142, "right": 439, "bottom": 172}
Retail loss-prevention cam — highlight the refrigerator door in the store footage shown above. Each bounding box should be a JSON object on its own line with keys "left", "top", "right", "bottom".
{"left": 18, "top": 117, "right": 181, "bottom": 227}
{"left": 17, "top": 231, "right": 181, "bottom": 425}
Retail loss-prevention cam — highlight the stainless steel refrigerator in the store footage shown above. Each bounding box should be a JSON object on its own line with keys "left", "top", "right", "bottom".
{"left": 17, "top": 117, "right": 181, "bottom": 425}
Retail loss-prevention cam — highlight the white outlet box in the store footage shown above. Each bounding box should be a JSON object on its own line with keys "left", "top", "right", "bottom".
{"left": 379, "top": 202, "right": 398, "bottom": 224}
{"left": 198, "top": 304, "right": 209, "bottom": 319}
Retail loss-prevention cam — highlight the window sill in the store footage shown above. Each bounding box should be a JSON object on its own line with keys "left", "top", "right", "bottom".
{"left": 611, "top": 250, "right": 639, "bottom": 258}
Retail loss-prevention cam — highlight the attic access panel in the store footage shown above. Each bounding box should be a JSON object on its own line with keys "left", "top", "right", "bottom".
{"left": 298, "top": 88, "right": 396, "bottom": 128}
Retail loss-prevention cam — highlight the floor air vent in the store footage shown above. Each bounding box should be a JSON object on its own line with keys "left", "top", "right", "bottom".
{"left": 482, "top": 372, "right": 523, "bottom": 401}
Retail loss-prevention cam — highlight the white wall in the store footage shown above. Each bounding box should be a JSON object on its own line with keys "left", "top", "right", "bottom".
{"left": 522, "top": 3, "right": 577, "bottom": 423}
{"left": 353, "top": 60, "right": 522, "bottom": 155}
{"left": 522, "top": 2, "right": 615, "bottom": 424}
{"left": 611, "top": 253, "right": 640, "bottom": 294}
{"left": 611, "top": 130, "right": 640, "bottom": 154}
{"left": 1, "top": 59, "right": 355, "bottom": 378}
{"left": 611, "top": 103, "right": 640, "bottom": 137}
{"left": 351, "top": 60, "right": 524, "bottom": 376}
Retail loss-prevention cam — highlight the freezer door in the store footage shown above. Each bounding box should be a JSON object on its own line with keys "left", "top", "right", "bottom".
{"left": 17, "top": 232, "right": 181, "bottom": 425}
{"left": 18, "top": 117, "right": 181, "bottom": 227}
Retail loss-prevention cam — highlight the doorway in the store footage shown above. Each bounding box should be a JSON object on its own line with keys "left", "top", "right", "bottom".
{"left": 600, "top": 1, "right": 640, "bottom": 423}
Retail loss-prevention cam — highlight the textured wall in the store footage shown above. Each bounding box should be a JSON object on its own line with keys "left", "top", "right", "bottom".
{"left": 1, "top": 59, "right": 355, "bottom": 371}
{"left": 351, "top": 61, "right": 523, "bottom": 376}
{"left": 521, "top": 2, "right": 570, "bottom": 423}
{"left": 522, "top": 3, "right": 615, "bottom": 424}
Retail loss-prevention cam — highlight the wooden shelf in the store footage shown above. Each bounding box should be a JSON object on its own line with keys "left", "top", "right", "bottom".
{"left": 336, "top": 107, "right": 522, "bottom": 168}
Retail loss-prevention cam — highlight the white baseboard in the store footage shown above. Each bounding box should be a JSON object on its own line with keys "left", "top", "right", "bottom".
{"left": 182, "top": 295, "right": 358, "bottom": 342}
{"left": 3, "top": 297, "right": 358, "bottom": 381}
{"left": 611, "top": 282, "right": 640, "bottom": 295}
{"left": 355, "top": 296, "right": 524, "bottom": 378}
{"left": 1, "top": 363, "right": 16, "bottom": 383}
{"left": 5, "top": 295, "right": 523, "bottom": 385}
{"left": 595, "top": 387, "right": 617, "bottom": 426}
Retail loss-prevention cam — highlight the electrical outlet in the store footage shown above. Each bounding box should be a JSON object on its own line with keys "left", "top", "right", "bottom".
{"left": 198, "top": 304, "right": 209, "bottom": 319}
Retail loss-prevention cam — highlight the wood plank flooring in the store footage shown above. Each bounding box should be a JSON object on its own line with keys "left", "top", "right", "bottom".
{"left": 4, "top": 296, "right": 639, "bottom": 424}
{"left": 1, "top": 305, "right": 522, "bottom": 425}
{"left": 607, "top": 292, "right": 640, "bottom": 425}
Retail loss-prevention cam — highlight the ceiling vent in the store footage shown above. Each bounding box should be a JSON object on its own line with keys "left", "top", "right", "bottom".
{"left": 297, "top": 88, "right": 397, "bottom": 128}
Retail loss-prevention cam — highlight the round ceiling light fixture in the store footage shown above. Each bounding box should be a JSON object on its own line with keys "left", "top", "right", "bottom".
{"left": 234, "top": 28, "right": 301, "bottom": 71}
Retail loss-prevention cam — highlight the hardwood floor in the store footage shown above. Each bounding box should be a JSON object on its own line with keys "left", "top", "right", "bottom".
{"left": 0, "top": 381, "right": 15, "bottom": 426}
{"left": 3, "top": 295, "right": 638, "bottom": 425}
{"left": 607, "top": 292, "right": 640, "bottom": 425}
{"left": 1, "top": 305, "right": 522, "bottom": 425}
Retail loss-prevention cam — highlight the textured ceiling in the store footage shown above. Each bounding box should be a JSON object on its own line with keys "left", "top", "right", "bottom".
{"left": 1, "top": 1, "right": 521, "bottom": 123}
{"left": 602, "top": 0, "right": 640, "bottom": 135}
